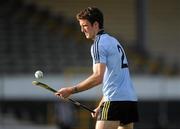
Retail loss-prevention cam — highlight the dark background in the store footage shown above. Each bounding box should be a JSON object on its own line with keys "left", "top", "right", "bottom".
{"left": 0, "top": 0, "right": 180, "bottom": 129}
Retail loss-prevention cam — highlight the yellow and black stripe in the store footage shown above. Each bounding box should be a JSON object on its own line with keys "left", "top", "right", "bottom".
{"left": 101, "top": 101, "right": 110, "bottom": 120}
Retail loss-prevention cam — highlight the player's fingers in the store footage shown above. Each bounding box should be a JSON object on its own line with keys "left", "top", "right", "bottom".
{"left": 55, "top": 88, "right": 64, "bottom": 96}
{"left": 55, "top": 91, "right": 64, "bottom": 99}
{"left": 60, "top": 95, "right": 65, "bottom": 99}
{"left": 91, "top": 109, "right": 97, "bottom": 118}
{"left": 55, "top": 88, "right": 71, "bottom": 98}
{"left": 55, "top": 92, "right": 66, "bottom": 100}
{"left": 55, "top": 92, "right": 67, "bottom": 99}
{"left": 55, "top": 92, "right": 61, "bottom": 97}
{"left": 91, "top": 112, "right": 95, "bottom": 118}
{"left": 55, "top": 92, "right": 59, "bottom": 95}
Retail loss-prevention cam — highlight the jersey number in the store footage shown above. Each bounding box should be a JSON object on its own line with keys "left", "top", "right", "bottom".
{"left": 117, "top": 45, "right": 128, "bottom": 68}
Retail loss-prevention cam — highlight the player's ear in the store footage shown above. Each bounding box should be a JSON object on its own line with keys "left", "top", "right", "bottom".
{"left": 93, "top": 21, "right": 99, "bottom": 29}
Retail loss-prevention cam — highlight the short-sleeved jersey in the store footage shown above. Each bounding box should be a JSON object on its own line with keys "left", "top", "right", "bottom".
{"left": 91, "top": 30, "right": 137, "bottom": 101}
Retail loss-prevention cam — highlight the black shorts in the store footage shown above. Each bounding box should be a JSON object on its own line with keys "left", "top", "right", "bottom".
{"left": 97, "top": 101, "right": 139, "bottom": 125}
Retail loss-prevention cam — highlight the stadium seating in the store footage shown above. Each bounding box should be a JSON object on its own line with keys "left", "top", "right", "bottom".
{"left": 0, "top": 0, "right": 179, "bottom": 75}
{"left": 0, "top": 0, "right": 91, "bottom": 74}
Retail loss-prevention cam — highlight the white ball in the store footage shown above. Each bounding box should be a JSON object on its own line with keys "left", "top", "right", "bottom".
{"left": 35, "top": 70, "right": 43, "bottom": 79}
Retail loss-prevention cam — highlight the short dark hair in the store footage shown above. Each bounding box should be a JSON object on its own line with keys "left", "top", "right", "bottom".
{"left": 76, "top": 7, "right": 104, "bottom": 29}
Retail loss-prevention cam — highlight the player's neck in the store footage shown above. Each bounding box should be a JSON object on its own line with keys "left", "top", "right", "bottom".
{"left": 92, "top": 29, "right": 104, "bottom": 41}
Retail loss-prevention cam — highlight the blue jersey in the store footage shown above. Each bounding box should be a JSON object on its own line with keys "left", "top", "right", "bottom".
{"left": 91, "top": 31, "right": 137, "bottom": 101}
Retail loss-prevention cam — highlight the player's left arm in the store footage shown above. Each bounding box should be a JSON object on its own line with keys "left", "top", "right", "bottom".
{"left": 56, "top": 63, "right": 106, "bottom": 98}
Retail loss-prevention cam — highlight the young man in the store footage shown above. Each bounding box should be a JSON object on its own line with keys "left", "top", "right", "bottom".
{"left": 55, "top": 7, "right": 139, "bottom": 129}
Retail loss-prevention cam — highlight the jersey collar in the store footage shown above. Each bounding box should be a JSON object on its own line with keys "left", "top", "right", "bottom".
{"left": 96, "top": 29, "right": 105, "bottom": 35}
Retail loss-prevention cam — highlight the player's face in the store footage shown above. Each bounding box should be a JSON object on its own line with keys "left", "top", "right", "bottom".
{"left": 79, "top": 19, "right": 97, "bottom": 40}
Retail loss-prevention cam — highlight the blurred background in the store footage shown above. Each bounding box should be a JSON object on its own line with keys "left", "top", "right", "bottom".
{"left": 0, "top": 0, "right": 180, "bottom": 129}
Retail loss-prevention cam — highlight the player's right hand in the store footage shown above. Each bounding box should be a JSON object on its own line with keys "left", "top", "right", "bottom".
{"left": 55, "top": 87, "right": 73, "bottom": 99}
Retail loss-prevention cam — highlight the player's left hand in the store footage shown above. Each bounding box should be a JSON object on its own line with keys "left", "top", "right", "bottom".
{"left": 91, "top": 107, "right": 100, "bottom": 118}
{"left": 55, "top": 87, "right": 73, "bottom": 98}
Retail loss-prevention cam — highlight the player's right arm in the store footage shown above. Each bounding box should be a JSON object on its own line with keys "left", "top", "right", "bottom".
{"left": 55, "top": 63, "right": 105, "bottom": 98}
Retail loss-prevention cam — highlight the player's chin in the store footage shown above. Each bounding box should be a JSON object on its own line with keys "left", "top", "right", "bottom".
{"left": 85, "top": 34, "right": 91, "bottom": 39}
{"left": 85, "top": 35, "right": 89, "bottom": 39}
